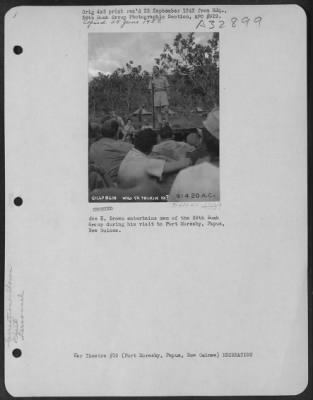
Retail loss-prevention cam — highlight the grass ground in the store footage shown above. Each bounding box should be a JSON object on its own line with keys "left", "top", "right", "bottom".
{"left": 89, "top": 110, "right": 206, "bottom": 130}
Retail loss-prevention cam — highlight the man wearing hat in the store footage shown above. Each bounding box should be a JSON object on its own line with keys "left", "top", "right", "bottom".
{"left": 203, "top": 107, "right": 219, "bottom": 139}
{"left": 187, "top": 108, "right": 220, "bottom": 166}
{"left": 169, "top": 108, "right": 220, "bottom": 202}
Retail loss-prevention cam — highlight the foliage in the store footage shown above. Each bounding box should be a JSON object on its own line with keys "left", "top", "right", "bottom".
{"left": 89, "top": 33, "right": 219, "bottom": 120}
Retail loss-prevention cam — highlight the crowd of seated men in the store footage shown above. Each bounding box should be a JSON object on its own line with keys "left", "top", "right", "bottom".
{"left": 89, "top": 109, "right": 220, "bottom": 202}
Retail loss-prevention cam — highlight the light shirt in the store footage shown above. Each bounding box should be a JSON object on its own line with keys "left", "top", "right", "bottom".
{"left": 118, "top": 148, "right": 166, "bottom": 188}
{"left": 169, "top": 162, "right": 220, "bottom": 202}
{"left": 114, "top": 115, "right": 124, "bottom": 127}
{"left": 153, "top": 140, "right": 195, "bottom": 161}
{"left": 149, "top": 75, "right": 169, "bottom": 92}
{"left": 124, "top": 123, "right": 135, "bottom": 134}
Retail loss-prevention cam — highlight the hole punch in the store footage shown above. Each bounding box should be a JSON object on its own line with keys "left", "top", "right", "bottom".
{"left": 13, "top": 45, "right": 23, "bottom": 55}
{"left": 14, "top": 197, "right": 23, "bottom": 206}
{"left": 12, "top": 348, "right": 22, "bottom": 358}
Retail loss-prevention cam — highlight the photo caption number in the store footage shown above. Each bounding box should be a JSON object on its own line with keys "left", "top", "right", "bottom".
{"left": 208, "top": 20, "right": 215, "bottom": 29}
{"left": 231, "top": 17, "right": 238, "bottom": 28}
{"left": 241, "top": 17, "right": 250, "bottom": 27}
{"left": 231, "top": 16, "right": 262, "bottom": 28}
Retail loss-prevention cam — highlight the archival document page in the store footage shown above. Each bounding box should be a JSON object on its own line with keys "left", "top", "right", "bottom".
{"left": 4, "top": 4, "right": 307, "bottom": 396}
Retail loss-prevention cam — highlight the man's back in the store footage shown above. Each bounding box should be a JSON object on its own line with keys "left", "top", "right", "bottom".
{"left": 118, "top": 148, "right": 165, "bottom": 188}
{"left": 89, "top": 138, "right": 132, "bottom": 182}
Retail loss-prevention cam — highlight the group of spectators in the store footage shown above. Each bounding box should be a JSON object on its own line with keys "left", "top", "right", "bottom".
{"left": 89, "top": 108, "right": 220, "bottom": 202}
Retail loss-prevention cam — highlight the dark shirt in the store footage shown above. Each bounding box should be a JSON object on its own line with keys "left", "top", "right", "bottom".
{"left": 89, "top": 138, "right": 133, "bottom": 182}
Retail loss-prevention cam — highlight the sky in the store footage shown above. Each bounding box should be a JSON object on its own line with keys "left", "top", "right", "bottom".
{"left": 88, "top": 32, "right": 214, "bottom": 79}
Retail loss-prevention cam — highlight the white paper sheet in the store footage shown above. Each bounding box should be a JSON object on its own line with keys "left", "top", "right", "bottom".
{"left": 5, "top": 4, "right": 307, "bottom": 396}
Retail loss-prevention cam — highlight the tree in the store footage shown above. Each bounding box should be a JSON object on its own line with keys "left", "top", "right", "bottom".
{"left": 158, "top": 32, "right": 219, "bottom": 110}
{"left": 89, "top": 62, "right": 151, "bottom": 117}
{"left": 88, "top": 33, "right": 220, "bottom": 119}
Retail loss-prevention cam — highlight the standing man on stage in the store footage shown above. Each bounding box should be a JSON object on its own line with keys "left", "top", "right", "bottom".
{"left": 149, "top": 66, "right": 170, "bottom": 129}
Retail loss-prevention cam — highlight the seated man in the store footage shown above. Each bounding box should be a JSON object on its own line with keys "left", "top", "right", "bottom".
{"left": 187, "top": 108, "right": 220, "bottom": 166}
{"left": 118, "top": 129, "right": 191, "bottom": 189}
{"left": 152, "top": 126, "right": 195, "bottom": 161}
{"left": 169, "top": 109, "right": 220, "bottom": 202}
{"left": 186, "top": 129, "right": 202, "bottom": 149}
{"left": 89, "top": 119, "right": 133, "bottom": 183}
{"left": 123, "top": 118, "right": 136, "bottom": 142}
{"left": 89, "top": 163, "right": 114, "bottom": 192}
{"left": 110, "top": 111, "right": 125, "bottom": 139}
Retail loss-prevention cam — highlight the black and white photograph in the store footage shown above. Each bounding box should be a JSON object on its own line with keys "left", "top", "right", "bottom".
{"left": 4, "top": 4, "right": 309, "bottom": 397}
{"left": 88, "top": 32, "right": 220, "bottom": 202}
